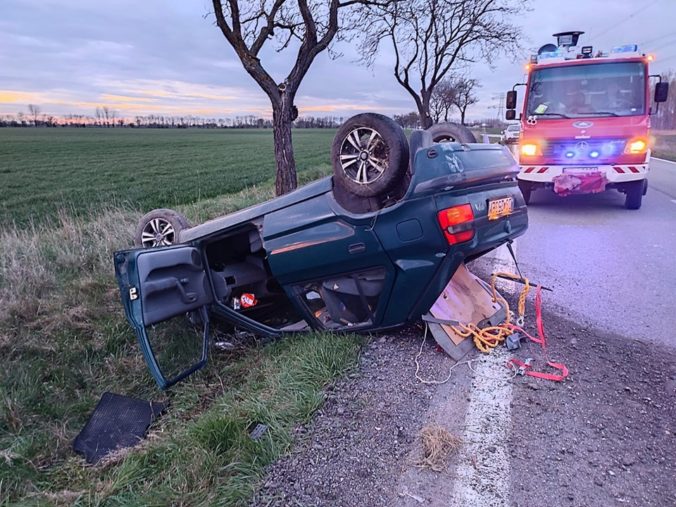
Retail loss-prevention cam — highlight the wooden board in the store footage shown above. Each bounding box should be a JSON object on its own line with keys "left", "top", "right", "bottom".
{"left": 426, "top": 263, "right": 506, "bottom": 360}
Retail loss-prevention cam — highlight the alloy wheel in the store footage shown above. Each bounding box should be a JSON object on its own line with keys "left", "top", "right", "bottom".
{"left": 141, "top": 217, "right": 175, "bottom": 247}
{"left": 339, "top": 127, "right": 390, "bottom": 185}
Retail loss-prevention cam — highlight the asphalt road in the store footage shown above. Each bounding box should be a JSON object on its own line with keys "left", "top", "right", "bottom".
{"left": 486, "top": 157, "right": 676, "bottom": 347}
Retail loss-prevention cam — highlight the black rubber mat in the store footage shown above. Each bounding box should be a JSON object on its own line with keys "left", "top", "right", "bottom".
{"left": 73, "top": 392, "right": 166, "bottom": 464}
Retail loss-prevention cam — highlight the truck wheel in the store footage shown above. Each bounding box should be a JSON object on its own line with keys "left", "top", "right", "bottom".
{"left": 332, "top": 113, "right": 409, "bottom": 197}
{"left": 426, "top": 123, "right": 477, "bottom": 143}
{"left": 642, "top": 179, "right": 648, "bottom": 196}
{"left": 625, "top": 181, "right": 643, "bottom": 210}
{"left": 518, "top": 181, "right": 532, "bottom": 205}
{"left": 134, "top": 208, "right": 191, "bottom": 247}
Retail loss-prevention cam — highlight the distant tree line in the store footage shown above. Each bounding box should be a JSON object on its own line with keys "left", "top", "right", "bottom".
{"left": 394, "top": 111, "right": 506, "bottom": 130}
{"left": 0, "top": 106, "right": 345, "bottom": 129}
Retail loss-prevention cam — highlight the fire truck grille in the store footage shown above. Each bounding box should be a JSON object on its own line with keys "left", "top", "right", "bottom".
{"left": 542, "top": 138, "right": 627, "bottom": 164}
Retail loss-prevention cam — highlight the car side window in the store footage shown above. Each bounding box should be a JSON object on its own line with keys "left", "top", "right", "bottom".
{"left": 297, "top": 268, "right": 387, "bottom": 329}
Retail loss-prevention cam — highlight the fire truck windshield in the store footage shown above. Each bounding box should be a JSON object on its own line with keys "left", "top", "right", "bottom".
{"left": 526, "top": 61, "right": 646, "bottom": 119}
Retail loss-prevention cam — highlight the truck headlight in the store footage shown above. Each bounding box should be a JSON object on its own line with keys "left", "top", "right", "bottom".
{"left": 625, "top": 138, "right": 648, "bottom": 154}
{"left": 521, "top": 143, "right": 539, "bottom": 157}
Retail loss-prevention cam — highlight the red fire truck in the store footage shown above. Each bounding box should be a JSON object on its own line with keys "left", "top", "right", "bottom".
{"left": 505, "top": 31, "right": 669, "bottom": 209}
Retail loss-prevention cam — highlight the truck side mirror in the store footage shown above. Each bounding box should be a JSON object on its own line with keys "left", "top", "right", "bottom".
{"left": 505, "top": 109, "right": 516, "bottom": 121}
{"left": 655, "top": 82, "right": 669, "bottom": 103}
{"left": 506, "top": 90, "right": 517, "bottom": 110}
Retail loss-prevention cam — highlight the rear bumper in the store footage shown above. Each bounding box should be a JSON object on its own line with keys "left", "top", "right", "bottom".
{"left": 518, "top": 164, "right": 648, "bottom": 184}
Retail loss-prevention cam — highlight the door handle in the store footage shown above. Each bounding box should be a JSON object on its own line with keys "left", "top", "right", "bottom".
{"left": 348, "top": 242, "right": 366, "bottom": 254}
{"left": 144, "top": 277, "right": 197, "bottom": 304}
{"left": 175, "top": 278, "right": 197, "bottom": 304}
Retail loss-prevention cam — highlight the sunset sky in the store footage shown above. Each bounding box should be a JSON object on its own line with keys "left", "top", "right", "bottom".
{"left": 1, "top": 0, "right": 675, "bottom": 121}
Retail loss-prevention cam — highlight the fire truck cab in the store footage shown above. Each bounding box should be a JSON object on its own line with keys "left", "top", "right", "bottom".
{"left": 505, "top": 31, "right": 669, "bottom": 209}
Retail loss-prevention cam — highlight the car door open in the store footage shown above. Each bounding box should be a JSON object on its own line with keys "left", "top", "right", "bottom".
{"left": 114, "top": 246, "right": 213, "bottom": 389}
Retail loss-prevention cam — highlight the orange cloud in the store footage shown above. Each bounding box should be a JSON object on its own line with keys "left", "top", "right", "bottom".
{"left": 99, "top": 93, "right": 158, "bottom": 104}
{"left": 0, "top": 80, "right": 400, "bottom": 119}
{"left": 0, "top": 90, "right": 46, "bottom": 103}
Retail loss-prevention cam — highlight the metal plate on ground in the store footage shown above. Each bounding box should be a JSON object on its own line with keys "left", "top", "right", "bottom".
{"left": 73, "top": 392, "right": 166, "bottom": 464}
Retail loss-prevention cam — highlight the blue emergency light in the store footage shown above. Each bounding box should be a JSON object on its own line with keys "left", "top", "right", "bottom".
{"left": 538, "top": 50, "right": 561, "bottom": 60}
{"left": 611, "top": 44, "right": 639, "bottom": 54}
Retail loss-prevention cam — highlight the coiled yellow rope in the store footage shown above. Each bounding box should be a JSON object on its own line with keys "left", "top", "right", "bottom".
{"left": 450, "top": 272, "right": 530, "bottom": 353}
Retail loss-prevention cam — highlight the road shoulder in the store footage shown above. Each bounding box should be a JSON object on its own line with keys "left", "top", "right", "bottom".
{"left": 508, "top": 309, "right": 676, "bottom": 507}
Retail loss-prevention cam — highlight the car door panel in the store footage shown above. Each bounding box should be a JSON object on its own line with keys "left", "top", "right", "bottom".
{"left": 114, "top": 245, "right": 212, "bottom": 389}
{"left": 262, "top": 198, "right": 396, "bottom": 329}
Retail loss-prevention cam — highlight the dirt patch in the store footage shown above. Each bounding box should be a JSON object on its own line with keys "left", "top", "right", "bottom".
{"left": 253, "top": 325, "right": 453, "bottom": 507}
{"left": 508, "top": 309, "right": 676, "bottom": 507}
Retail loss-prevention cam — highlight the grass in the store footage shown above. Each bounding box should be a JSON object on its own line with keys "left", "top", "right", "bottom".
{"left": 0, "top": 128, "right": 335, "bottom": 228}
{"left": 0, "top": 129, "right": 362, "bottom": 505}
{"left": 653, "top": 131, "right": 676, "bottom": 161}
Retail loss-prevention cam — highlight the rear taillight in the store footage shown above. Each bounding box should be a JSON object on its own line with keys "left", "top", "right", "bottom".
{"left": 437, "top": 204, "right": 475, "bottom": 245}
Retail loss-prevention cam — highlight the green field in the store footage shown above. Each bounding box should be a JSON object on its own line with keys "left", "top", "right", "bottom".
{"left": 0, "top": 128, "right": 335, "bottom": 227}
{"left": 0, "top": 128, "right": 362, "bottom": 505}
{"left": 653, "top": 132, "right": 676, "bottom": 161}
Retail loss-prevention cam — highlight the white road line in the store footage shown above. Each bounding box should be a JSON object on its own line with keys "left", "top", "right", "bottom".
{"left": 449, "top": 244, "right": 515, "bottom": 507}
{"left": 652, "top": 157, "right": 676, "bottom": 166}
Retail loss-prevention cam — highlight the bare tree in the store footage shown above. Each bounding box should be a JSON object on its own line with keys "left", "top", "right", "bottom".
{"left": 451, "top": 76, "right": 479, "bottom": 125}
{"left": 430, "top": 76, "right": 457, "bottom": 122}
{"left": 210, "top": 0, "right": 377, "bottom": 195}
{"left": 27, "top": 104, "right": 41, "bottom": 126}
{"left": 358, "top": 0, "right": 523, "bottom": 128}
{"left": 102, "top": 106, "right": 111, "bottom": 127}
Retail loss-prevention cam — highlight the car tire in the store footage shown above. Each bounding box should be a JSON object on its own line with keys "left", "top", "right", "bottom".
{"left": 134, "top": 208, "right": 191, "bottom": 247}
{"left": 625, "top": 181, "right": 643, "bottom": 210}
{"left": 642, "top": 179, "right": 648, "bottom": 196}
{"left": 518, "top": 181, "right": 532, "bottom": 205}
{"left": 426, "top": 122, "right": 477, "bottom": 143}
{"left": 331, "top": 113, "right": 409, "bottom": 198}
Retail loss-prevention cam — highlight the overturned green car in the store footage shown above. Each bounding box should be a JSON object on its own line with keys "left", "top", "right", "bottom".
{"left": 114, "top": 114, "right": 528, "bottom": 388}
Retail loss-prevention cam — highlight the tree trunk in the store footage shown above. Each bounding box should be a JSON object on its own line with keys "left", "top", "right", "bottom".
{"left": 418, "top": 93, "right": 433, "bottom": 129}
{"left": 272, "top": 104, "right": 297, "bottom": 196}
{"left": 460, "top": 107, "right": 467, "bottom": 125}
{"left": 418, "top": 104, "right": 433, "bottom": 128}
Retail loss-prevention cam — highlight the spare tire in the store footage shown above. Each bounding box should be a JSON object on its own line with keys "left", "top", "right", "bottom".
{"left": 426, "top": 122, "right": 477, "bottom": 143}
{"left": 332, "top": 113, "right": 409, "bottom": 197}
{"left": 134, "top": 208, "right": 190, "bottom": 248}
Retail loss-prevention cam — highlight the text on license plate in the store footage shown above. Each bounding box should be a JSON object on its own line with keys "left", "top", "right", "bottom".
{"left": 488, "top": 197, "right": 513, "bottom": 220}
{"left": 563, "top": 167, "right": 599, "bottom": 174}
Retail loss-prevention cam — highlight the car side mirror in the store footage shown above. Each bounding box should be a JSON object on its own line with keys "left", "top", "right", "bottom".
{"left": 505, "top": 109, "right": 516, "bottom": 121}
{"left": 655, "top": 82, "right": 669, "bottom": 103}
{"left": 506, "top": 90, "right": 517, "bottom": 110}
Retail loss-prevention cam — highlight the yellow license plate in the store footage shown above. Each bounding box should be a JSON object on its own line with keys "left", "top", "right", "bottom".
{"left": 488, "top": 197, "right": 513, "bottom": 220}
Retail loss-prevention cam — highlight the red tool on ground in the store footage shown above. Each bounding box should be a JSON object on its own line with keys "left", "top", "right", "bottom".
{"left": 506, "top": 286, "right": 569, "bottom": 382}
